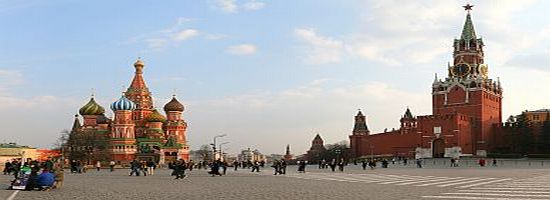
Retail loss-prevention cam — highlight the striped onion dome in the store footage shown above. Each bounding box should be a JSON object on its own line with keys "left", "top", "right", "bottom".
{"left": 163, "top": 96, "right": 184, "bottom": 112}
{"left": 110, "top": 96, "right": 136, "bottom": 111}
{"left": 79, "top": 97, "right": 105, "bottom": 115}
{"left": 146, "top": 109, "right": 166, "bottom": 122}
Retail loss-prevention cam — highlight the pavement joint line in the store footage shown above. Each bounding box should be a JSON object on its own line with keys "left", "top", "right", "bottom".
{"left": 458, "top": 190, "right": 550, "bottom": 194}
{"left": 376, "top": 175, "right": 452, "bottom": 184}
{"left": 442, "top": 192, "right": 550, "bottom": 198}
{"left": 457, "top": 178, "right": 512, "bottom": 188}
{"left": 434, "top": 178, "right": 493, "bottom": 187}
{"left": 7, "top": 190, "right": 18, "bottom": 200}
{"left": 395, "top": 177, "right": 463, "bottom": 185}
{"left": 470, "top": 187, "right": 550, "bottom": 190}
{"left": 422, "top": 195, "right": 542, "bottom": 200}
{"left": 418, "top": 177, "right": 484, "bottom": 187}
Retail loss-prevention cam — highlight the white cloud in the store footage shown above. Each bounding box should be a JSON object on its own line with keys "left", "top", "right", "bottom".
{"left": 226, "top": 44, "right": 257, "bottom": 55}
{"left": 212, "top": 0, "right": 265, "bottom": 13}
{"left": 129, "top": 18, "right": 200, "bottom": 49}
{"left": 243, "top": 0, "right": 265, "bottom": 11}
{"left": 215, "top": 0, "right": 237, "bottom": 13}
{"left": 172, "top": 29, "right": 199, "bottom": 41}
{"left": 294, "top": 28, "right": 344, "bottom": 64}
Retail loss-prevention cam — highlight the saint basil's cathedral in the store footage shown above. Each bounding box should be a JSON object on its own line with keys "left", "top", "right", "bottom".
{"left": 66, "top": 59, "right": 189, "bottom": 165}
{"left": 350, "top": 5, "right": 504, "bottom": 159}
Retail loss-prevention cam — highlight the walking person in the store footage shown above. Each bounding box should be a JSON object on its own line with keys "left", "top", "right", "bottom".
{"left": 109, "top": 160, "right": 115, "bottom": 172}
{"left": 280, "top": 159, "right": 287, "bottom": 175}
{"left": 140, "top": 161, "right": 148, "bottom": 176}
{"left": 416, "top": 158, "right": 423, "bottom": 168}
{"left": 95, "top": 161, "right": 101, "bottom": 171}
{"left": 272, "top": 160, "right": 280, "bottom": 175}
{"left": 329, "top": 159, "right": 336, "bottom": 172}
{"left": 297, "top": 161, "right": 307, "bottom": 173}
{"left": 361, "top": 160, "right": 367, "bottom": 170}
{"left": 129, "top": 159, "right": 140, "bottom": 176}
{"left": 146, "top": 159, "right": 155, "bottom": 175}
{"left": 208, "top": 159, "right": 222, "bottom": 176}
{"left": 174, "top": 159, "right": 187, "bottom": 179}
{"left": 382, "top": 159, "right": 389, "bottom": 168}
{"left": 251, "top": 161, "right": 260, "bottom": 172}
{"left": 233, "top": 160, "right": 239, "bottom": 171}
{"left": 338, "top": 158, "right": 345, "bottom": 172}
{"left": 4, "top": 161, "right": 12, "bottom": 175}
{"left": 70, "top": 160, "right": 77, "bottom": 173}
{"left": 188, "top": 160, "right": 194, "bottom": 171}
{"left": 222, "top": 160, "right": 228, "bottom": 175}
{"left": 492, "top": 158, "right": 497, "bottom": 167}
{"left": 76, "top": 160, "right": 82, "bottom": 173}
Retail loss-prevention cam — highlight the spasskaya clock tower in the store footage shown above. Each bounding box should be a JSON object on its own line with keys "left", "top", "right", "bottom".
{"left": 431, "top": 4, "right": 502, "bottom": 155}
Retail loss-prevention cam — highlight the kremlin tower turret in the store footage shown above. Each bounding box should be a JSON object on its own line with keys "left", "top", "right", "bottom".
{"left": 349, "top": 4, "right": 504, "bottom": 159}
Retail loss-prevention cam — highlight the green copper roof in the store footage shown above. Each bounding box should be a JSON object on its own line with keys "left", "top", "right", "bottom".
{"left": 461, "top": 13, "right": 477, "bottom": 41}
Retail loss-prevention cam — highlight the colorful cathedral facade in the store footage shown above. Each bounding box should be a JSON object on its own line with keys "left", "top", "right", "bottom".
{"left": 67, "top": 59, "right": 189, "bottom": 165}
{"left": 350, "top": 5, "right": 503, "bottom": 159}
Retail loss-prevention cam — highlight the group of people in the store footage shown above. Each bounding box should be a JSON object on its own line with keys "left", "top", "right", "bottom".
{"left": 4, "top": 157, "right": 63, "bottom": 191}
{"left": 271, "top": 159, "right": 287, "bottom": 175}
{"left": 128, "top": 159, "right": 157, "bottom": 176}
{"left": 318, "top": 158, "right": 347, "bottom": 172}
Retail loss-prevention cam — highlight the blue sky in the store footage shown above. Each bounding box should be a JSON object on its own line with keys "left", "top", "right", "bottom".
{"left": 1, "top": 0, "right": 550, "bottom": 155}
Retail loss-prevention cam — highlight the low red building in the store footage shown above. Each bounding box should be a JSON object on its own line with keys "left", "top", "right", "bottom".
{"left": 350, "top": 6, "right": 502, "bottom": 159}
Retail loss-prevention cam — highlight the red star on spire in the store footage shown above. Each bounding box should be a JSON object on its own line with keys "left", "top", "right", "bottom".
{"left": 463, "top": 4, "right": 474, "bottom": 11}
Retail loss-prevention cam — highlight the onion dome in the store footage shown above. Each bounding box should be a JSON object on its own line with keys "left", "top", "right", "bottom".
{"left": 134, "top": 59, "right": 144, "bottom": 67}
{"left": 96, "top": 114, "right": 111, "bottom": 124}
{"left": 79, "top": 97, "right": 105, "bottom": 115}
{"left": 110, "top": 96, "right": 136, "bottom": 111}
{"left": 146, "top": 109, "right": 166, "bottom": 122}
{"left": 163, "top": 96, "right": 184, "bottom": 112}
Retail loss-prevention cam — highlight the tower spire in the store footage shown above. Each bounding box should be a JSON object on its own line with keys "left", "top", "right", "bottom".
{"left": 353, "top": 110, "right": 370, "bottom": 135}
{"left": 461, "top": 4, "right": 476, "bottom": 41}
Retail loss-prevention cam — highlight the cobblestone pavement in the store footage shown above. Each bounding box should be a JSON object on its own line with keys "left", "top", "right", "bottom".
{"left": 1, "top": 165, "right": 549, "bottom": 200}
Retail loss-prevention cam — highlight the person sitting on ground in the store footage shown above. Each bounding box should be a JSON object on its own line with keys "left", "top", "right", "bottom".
{"left": 37, "top": 170, "right": 55, "bottom": 190}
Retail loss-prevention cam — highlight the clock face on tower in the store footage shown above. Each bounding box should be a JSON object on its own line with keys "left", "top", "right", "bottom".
{"left": 451, "top": 63, "right": 471, "bottom": 78}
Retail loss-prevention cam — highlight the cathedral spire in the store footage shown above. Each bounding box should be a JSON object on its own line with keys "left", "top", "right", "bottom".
{"left": 125, "top": 58, "right": 153, "bottom": 111}
{"left": 128, "top": 58, "right": 148, "bottom": 90}
{"left": 71, "top": 114, "right": 81, "bottom": 133}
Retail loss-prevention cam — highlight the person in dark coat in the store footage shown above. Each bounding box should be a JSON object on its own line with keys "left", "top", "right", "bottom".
{"left": 174, "top": 159, "right": 187, "bottom": 179}
{"left": 280, "top": 159, "right": 287, "bottom": 175}
{"left": 208, "top": 159, "right": 222, "bottom": 176}
{"left": 129, "top": 159, "right": 141, "bottom": 176}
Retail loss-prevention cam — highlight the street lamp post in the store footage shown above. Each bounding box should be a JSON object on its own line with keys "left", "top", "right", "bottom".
{"left": 334, "top": 149, "right": 342, "bottom": 161}
{"left": 212, "top": 134, "right": 227, "bottom": 160}
{"left": 219, "top": 142, "right": 229, "bottom": 161}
